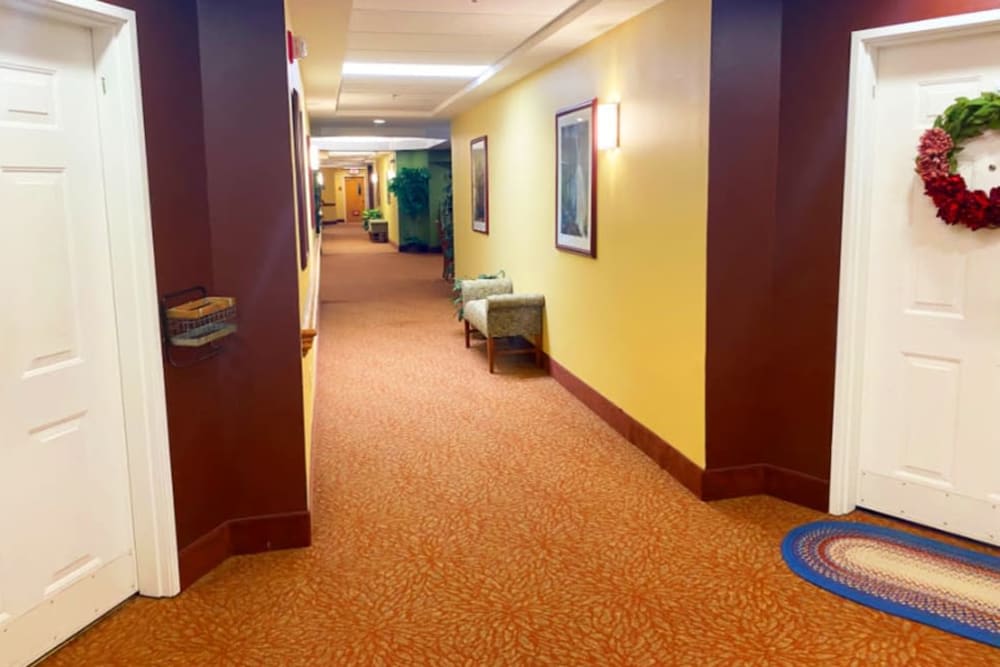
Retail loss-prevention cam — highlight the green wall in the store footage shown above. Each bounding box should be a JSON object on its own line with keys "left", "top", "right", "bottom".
{"left": 395, "top": 151, "right": 429, "bottom": 249}
{"left": 394, "top": 149, "right": 451, "bottom": 251}
{"left": 429, "top": 150, "right": 451, "bottom": 249}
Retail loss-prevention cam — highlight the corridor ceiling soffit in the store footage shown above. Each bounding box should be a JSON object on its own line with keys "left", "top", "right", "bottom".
{"left": 289, "top": 0, "right": 666, "bottom": 124}
{"left": 288, "top": 0, "right": 353, "bottom": 119}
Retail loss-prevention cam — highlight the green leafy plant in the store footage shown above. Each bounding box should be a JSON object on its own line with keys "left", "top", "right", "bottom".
{"left": 387, "top": 167, "right": 430, "bottom": 217}
{"left": 440, "top": 172, "right": 454, "bottom": 281}
{"left": 452, "top": 270, "right": 505, "bottom": 321}
{"left": 362, "top": 208, "right": 382, "bottom": 231}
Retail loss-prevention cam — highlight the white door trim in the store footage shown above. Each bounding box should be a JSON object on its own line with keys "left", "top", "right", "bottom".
{"left": 1, "top": 0, "right": 179, "bottom": 596}
{"left": 831, "top": 8, "right": 1000, "bottom": 515}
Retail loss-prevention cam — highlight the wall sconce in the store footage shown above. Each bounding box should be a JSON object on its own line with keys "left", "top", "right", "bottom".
{"left": 309, "top": 144, "right": 320, "bottom": 171}
{"left": 370, "top": 170, "right": 379, "bottom": 185}
{"left": 597, "top": 102, "right": 620, "bottom": 150}
{"left": 316, "top": 170, "right": 325, "bottom": 187}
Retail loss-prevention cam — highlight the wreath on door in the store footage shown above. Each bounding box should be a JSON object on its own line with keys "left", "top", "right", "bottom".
{"left": 916, "top": 92, "right": 1000, "bottom": 230}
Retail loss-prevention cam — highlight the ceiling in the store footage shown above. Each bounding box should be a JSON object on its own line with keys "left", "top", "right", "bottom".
{"left": 334, "top": 0, "right": 579, "bottom": 119}
{"left": 289, "top": 0, "right": 661, "bottom": 126}
{"left": 289, "top": 0, "right": 665, "bottom": 140}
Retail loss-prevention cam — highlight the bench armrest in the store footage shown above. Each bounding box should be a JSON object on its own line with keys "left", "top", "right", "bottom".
{"left": 487, "top": 293, "right": 545, "bottom": 310}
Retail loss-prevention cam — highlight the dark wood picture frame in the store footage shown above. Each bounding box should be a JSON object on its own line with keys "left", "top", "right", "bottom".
{"left": 554, "top": 98, "right": 597, "bottom": 258}
{"left": 470, "top": 135, "right": 489, "bottom": 234}
{"left": 291, "top": 90, "right": 310, "bottom": 269}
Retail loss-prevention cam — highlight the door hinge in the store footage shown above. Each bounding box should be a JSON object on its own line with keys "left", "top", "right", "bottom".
{"left": 872, "top": 85, "right": 877, "bottom": 99}
{"left": 101, "top": 77, "right": 107, "bottom": 95}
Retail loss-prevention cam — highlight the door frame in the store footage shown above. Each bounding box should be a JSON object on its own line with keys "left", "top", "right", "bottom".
{"left": 831, "top": 9, "right": 1000, "bottom": 515}
{"left": 1, "top": 0, "right": 179, "bottom": 595}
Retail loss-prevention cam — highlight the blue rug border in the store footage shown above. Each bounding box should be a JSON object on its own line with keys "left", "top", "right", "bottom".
{"left": 781, "top": 520, "right": 1000, "bottom": 648}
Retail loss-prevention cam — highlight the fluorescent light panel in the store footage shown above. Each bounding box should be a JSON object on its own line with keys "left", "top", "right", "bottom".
{"left": 313, "top": 136, "right": 447, "bottom": 152}
{"left": 343, "top": 62, "right": 489, "bottom": 78}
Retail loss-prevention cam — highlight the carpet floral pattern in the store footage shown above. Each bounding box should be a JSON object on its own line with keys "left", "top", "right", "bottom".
{"left": 45, "top": 225, "right": 999, "bottom": 665}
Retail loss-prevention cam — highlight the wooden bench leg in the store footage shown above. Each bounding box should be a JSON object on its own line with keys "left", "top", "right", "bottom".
{"left": 535, "top": 320, "right": 543, "bottom": 368}
{"left": 487, "top": 336, "right": 495, "bottom": 374}
{"left": 464, "top": 320, "right": 471, "bottom": 348}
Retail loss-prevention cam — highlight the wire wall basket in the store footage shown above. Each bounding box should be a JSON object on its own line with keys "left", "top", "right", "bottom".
{"left": 160, "top": 287, "right": 237, "bottom": 366}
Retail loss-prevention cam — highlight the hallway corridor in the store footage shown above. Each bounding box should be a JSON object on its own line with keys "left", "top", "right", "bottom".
{"left": 45, "top": 225, "right": 996, "bottom": 665}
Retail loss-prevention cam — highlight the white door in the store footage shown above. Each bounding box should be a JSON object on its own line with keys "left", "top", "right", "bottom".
{"left": 0, "top": 7, "right": 138, "bottom": 666}
{"left": 857, "top": 30, "right": 1000, "bottom": 546}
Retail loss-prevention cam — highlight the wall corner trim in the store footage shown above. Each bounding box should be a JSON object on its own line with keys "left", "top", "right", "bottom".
{"left": 177, "top": 511, "right": 311, "bottom": 590}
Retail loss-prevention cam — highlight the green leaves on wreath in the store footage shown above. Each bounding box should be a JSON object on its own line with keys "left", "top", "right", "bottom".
{"left": 933, "top": 92, "right": 1000, "bottom": 170}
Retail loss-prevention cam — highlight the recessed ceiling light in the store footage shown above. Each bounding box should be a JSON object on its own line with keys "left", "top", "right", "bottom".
{"left": 373, "top": 119, "right": 387, "bottom": 125}
{"left": 343, "top": 62, "right": 489, "bottom": 78}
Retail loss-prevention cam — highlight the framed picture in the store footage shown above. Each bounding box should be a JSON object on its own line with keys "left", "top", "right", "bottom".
{"left": 555, "top": 99, "right": 597, "bottom": 257}
{"left": 291, "top": 90, "right": 310, "bottom": 269}
{"left": 471, "top": 135, "right": 489, "bottom": 234}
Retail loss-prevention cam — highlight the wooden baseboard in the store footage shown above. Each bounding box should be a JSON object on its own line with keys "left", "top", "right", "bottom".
{"left": 763, "top": 466, "right": 829, "bottom": 511}
{"left": 177, "top": 523, "right": 230, "bottom": 590}
{"left": 544, "top": 354, "right": 829, "bottom": 511}
{"left": 545, "top": 355, "right": 703, "bottom": 498}
{"left": 703, "top": 465, "right": 829, "bottom": 511}
{"left": 178, "top": 510, "right": 311, "bottom": 590}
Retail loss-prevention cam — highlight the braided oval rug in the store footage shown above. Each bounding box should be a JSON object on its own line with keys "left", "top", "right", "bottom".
{"left": 782, "top": 521, "right": 1000, "bottom": 647}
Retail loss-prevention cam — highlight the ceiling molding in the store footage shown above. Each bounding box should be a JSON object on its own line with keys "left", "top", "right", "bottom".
{"left": 433, "top": 0, "right": 602, "bottom": 115}
{"left": 434, "top": 0, "right": 665, "bottom": 118}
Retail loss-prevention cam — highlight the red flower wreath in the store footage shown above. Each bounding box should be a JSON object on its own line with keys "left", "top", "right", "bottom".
{"left": 916, "top": 92, "right": 1000, "bottom": 230}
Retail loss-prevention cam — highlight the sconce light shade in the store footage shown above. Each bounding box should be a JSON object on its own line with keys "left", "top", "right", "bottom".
{"left": 597, "top": 102, "right": 620, "bottom": 150}
{"left": 316, "top": 171, "right": 325, "bottom": 186}
{"left": 309, "top": 144, "right": 321, "bottom": 171}
{"left": 370, "top": 170, "right": 379, "bottom": 185}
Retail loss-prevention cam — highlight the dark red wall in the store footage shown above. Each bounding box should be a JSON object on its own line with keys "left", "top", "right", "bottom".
{"left": 105, "top": 0, "right": 232, "bottom": 549}
{"left": 103, "top": 0, "right": 308, "bottom": 568}
{"left": 197, "top": 0, "right": 308, "bottom": 520}
{"left": 705, "top": 0, "right": 782, "bottom": 470}
{"left": 707, "top": 0, "right": 1000, "bottom": 498}
{"left": 773, "top": 0, "right": 1000, "bottom": 480}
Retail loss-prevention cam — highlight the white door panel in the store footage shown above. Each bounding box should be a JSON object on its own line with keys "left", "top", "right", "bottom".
{"left": 858, "top": 31, "right": 1000, "bottom": 545}
{"left": 0, "top": 7, "right": 137, "bottom": 666}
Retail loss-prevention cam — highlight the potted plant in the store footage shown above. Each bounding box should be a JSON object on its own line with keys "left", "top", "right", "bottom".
{"left": 388, "top": 167, "right": 431, "bottom": 252}
{"left": 362, "top": 208, "right": 383, "bottom": 231}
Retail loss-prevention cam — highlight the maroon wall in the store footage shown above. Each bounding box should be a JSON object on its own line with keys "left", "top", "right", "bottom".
{"left": 101, "top": 0, "right": 309, "bottom": 582}
{"left": 105, "top": 0, "right": 232, "bottom": 550}
{"left": 706, "top": 0, "right": 1000, "bottom": 506}
{"left": 197, "top": 0, "right": 309, "bottom": 521}
{"left": 705, "top": 0, "right": 782, "bottom": 471}
{"left": 772, "top": 0, "right": 1000, "bottom": 480}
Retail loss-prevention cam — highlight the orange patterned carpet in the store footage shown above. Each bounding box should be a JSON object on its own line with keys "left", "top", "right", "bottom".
{"left": 45, "top": 224, "right": 998, "bottom": 665}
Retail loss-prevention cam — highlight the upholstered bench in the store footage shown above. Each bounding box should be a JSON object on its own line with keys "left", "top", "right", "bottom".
{"left": 460, "top": 278, "right": 545, "bottom": 373}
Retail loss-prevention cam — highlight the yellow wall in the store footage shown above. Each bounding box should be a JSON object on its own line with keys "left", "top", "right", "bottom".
{"left": 375, "top": 152, "right": 400, "bottom": 244}
{"left": 451, "top": 0, "right": 711, "bottom": 466}
{"left": 287, "top": 0, "right": 320, "bottom": 495}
